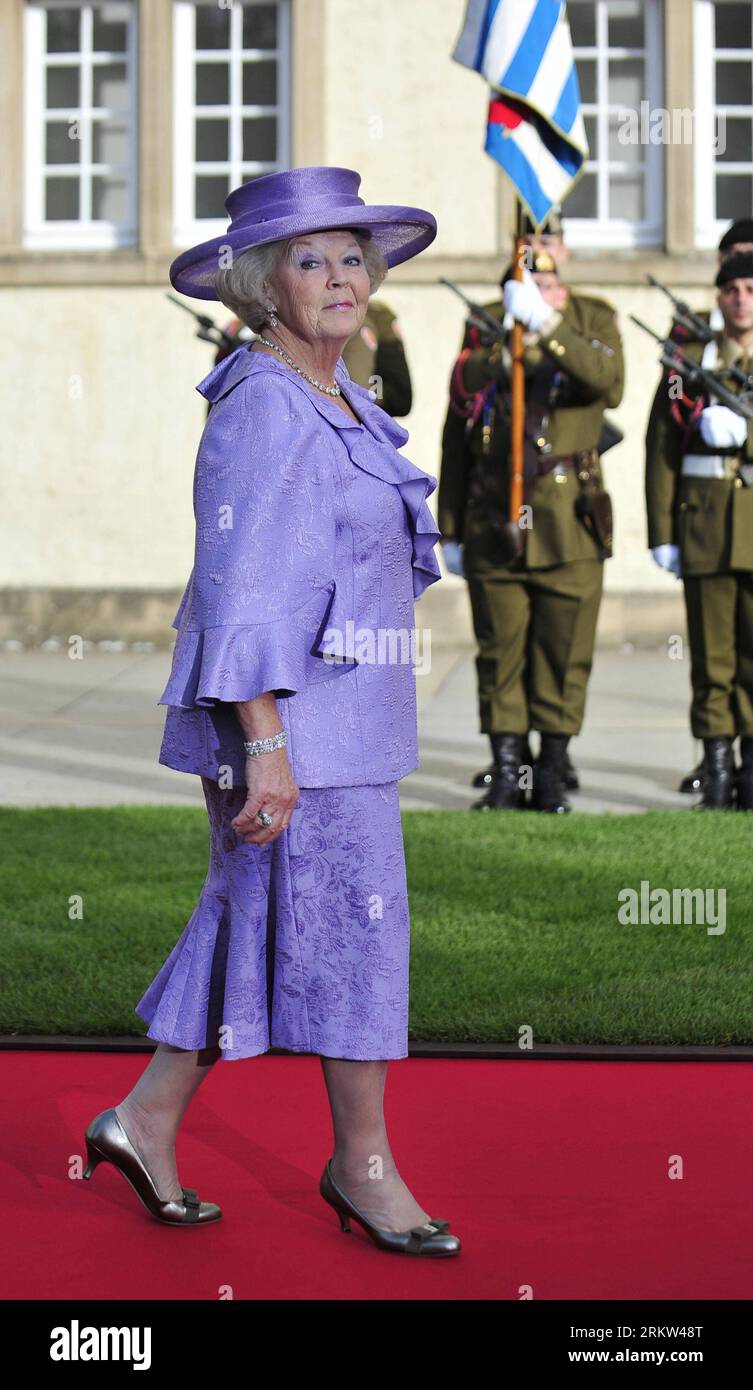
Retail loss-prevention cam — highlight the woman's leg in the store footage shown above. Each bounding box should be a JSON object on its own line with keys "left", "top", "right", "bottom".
{"left": 114, "top": 1042, "right": 221, "bottom": 1202}
{"left": 320, "top": 1056, "right": 432, "bottom": 1232}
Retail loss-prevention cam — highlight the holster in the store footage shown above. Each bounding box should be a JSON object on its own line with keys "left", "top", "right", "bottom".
{"left": 533, "top": 445, "right": 613, "bottom": 557}
{"left": 572, "top": 447, "right": 614, "bottom": 559}
{"left": 490, "top": 361, "right": 615, "bottom": 561}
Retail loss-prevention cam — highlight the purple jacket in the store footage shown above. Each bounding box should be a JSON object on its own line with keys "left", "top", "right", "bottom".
{"left": 157, "top": 345, "right": 442, "bottom": 788}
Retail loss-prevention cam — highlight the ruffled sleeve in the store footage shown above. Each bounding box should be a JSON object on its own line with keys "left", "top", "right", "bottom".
{"left": 159, "top": 372, "right": 357, "bottom": 710}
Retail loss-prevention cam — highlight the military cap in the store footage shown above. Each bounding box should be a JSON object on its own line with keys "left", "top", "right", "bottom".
{"left": 716, "top": 251, "right": 753, "bottom": 286}
{"left": 718, "top": 220, "right": 753, "bottom": 252}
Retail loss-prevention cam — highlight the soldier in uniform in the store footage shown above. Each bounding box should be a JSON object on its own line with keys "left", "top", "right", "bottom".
{"left": 211, "top": 298, "right": 412, "bottom": 417}
{"left": 645, "top": 251, "right": 753, "bottom": 810}
{"left": 438, "top": 249, "right": 625, "bottom": 812}
{"left": 661, "top": 219, "right": 753, "bottom": 794}
{"left": 444, "top": 217, "right": 583, "bottom": 795}
{"left": 671, "top": 219, "right": 753, "bottom": 353}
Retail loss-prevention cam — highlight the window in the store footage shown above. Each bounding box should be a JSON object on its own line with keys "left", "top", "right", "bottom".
{"left": 562, "top": 0, "right": 663, "bottom": 248}
{"left": 694, "top": 0, "right": 753, "bottom": 247}
{"left": 23, "top": 0, "right": 138, "bottom": 249}
{"left": 173, "top": 0, "right": 291, "bottom": 247}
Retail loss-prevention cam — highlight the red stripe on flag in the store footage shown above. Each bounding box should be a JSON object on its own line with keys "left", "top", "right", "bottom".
{"left": 487, "top": 96, "right": 527, "bottom": 130}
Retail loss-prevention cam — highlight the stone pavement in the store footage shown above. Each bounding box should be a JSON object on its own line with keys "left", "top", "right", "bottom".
{"left": 412, "top": 642, "right": 698, "bottom": 812}
{"left": 0, "top": 645, "right": 700, "bottom": 812}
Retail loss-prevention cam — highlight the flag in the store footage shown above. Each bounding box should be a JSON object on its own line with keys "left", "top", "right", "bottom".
{"left": 452, "top": 0, "right": 588, "bottom": 229}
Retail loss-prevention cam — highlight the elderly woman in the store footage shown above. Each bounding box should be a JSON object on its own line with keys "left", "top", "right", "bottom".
{"left": 82, "top": 167, "right": 460, "bottom": 1258}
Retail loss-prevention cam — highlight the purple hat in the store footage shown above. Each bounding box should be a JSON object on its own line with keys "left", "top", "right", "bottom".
{"left": 169, "top": 165, "right": 437, "bottom": 300}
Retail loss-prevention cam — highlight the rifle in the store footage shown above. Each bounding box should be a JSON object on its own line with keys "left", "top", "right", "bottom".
{"left": 645, "top": 274, "right": 715, "bottom": 344}
{"left": 630, "top": 314, "right": 753, "bottom": 420}
{"left": 439, "top": 270, "right": 521, "bottom": 556}
{"left": 439, "top": 277, "right": 506, "bottom": 343}
{"left": 166, "top": 292, "right": 248, "bottom": 354}
{"left": 645, "top": 274, "right": 753, "bottom": 394}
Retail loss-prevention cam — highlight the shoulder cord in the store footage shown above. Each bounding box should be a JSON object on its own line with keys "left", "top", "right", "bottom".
{"left": 668, "top": 335, "right": 717, "bottom": 441}
{"left": 448, "top": 317, "right": 503, "bottom": 420}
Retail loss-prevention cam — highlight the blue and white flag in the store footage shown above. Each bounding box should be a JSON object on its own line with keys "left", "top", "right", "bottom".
{"left": 452, "top": 0, "right": 588, "bottom": 229}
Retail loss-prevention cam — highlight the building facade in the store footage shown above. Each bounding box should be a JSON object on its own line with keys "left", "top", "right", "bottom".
{"left": 0, "top": 0, "right": 748, "bottom": 644}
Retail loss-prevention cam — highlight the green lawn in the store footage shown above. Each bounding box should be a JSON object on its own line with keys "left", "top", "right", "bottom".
{"left": 1, "top": 807, "right": 751, "bottom": 1045}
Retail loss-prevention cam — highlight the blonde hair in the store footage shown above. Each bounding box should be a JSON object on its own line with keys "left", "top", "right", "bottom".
{"left": 213, "top": 231, "right": 388, "bottom": 331}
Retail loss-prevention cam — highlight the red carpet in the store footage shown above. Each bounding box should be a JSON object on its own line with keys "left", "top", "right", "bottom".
{"left": 5, "top": 1051, "right": 752, "bottom": 1300}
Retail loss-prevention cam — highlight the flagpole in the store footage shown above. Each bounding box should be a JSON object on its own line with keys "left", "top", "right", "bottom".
{"left": 507, "top": 198, "right": 526, "bottom": 558}
{"left": 450, "top": 0, "right": 587, "bottom": 557}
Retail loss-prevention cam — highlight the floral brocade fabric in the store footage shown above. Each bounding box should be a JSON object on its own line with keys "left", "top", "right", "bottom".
{"left": 157, "top": 346, "right": 443, "bottom": 789}
{"left": 134, "top": 778, "right": 412, "bottom": 1061}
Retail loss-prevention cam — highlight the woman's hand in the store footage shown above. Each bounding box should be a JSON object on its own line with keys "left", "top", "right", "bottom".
{"left": 231, "top": 748, "right": 300, "bottom": 846}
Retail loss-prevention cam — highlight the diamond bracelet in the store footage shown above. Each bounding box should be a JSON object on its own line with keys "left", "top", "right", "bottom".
{"left": 243, "top": 730, "right": 288, "bottom": 757}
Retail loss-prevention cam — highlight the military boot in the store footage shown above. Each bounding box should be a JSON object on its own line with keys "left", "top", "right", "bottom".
{"left": 737, "top": 737, "right": 753, "bottom": 810}
{"left": 470, "top": 733, "right": 526, "bottom": 810}
{"left": 695, "top": 736, "right": 734, "bottom": 810}
{"left": 531, "top": 733, "right": 571, "bottom": 813}
{"left": 678, "top": 758, "right": 705, "bottom": 794}
{"left": 472, "top": 735, "right": 533, "bottom": 789}
{"left": 562, "top": 749, "right": 580, "bottom": 791}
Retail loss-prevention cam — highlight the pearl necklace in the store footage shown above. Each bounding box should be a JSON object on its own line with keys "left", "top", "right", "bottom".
{"left": 256, "top": 336, "right": 341, "bottom": 396}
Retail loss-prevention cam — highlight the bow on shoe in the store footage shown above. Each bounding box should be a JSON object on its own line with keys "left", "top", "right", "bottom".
{"left": 181, "top": 1187, "right": 201, "bottom": 1220}
{"left": 405, "top": 1218, "right": 451, "bottom": 1252}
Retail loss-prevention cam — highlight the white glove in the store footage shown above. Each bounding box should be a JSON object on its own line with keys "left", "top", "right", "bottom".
{"left": 502, "top": 273, "right": 553, "bottom": 334}
{"left": 652, "top": 544, "right": 681, "bottom": 577}
{"left": 698, "top": 404, "right": 748, "bottom": 448}
{"left": 441, "top": 540, "right": 465, "bottom": 577}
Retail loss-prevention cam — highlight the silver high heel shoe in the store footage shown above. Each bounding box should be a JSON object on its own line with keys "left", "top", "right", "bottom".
{"left": 320, "top": 1159, "right": 461, "bottom": 1256}
{"left": 83, "top": 1107, "right": 222, "bottom": 1226}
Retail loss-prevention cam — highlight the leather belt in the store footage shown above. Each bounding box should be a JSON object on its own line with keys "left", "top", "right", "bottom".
{"left": 682, "top": 453, "right": 739, "bottom": 479}
{"left": 535, "top": 446, "right": 598, "bottom": 478}
{"left": 536, "top": 454, "right": 577, "bottom": 477}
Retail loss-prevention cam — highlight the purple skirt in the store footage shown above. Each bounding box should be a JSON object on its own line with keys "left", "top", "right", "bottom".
{"left": 134, "top": 778, "right": 411, "bottom": 1061}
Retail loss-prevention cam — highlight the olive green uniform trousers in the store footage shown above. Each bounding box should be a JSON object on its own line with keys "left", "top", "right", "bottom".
{"left": 645, "top": 334, "right": 753, "bottom": 740}
{"left": 465, "top": 557, "right": 604, "bottom": 736}
{"left": 682, "top": 571, "right": 753, "bottom": 738}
